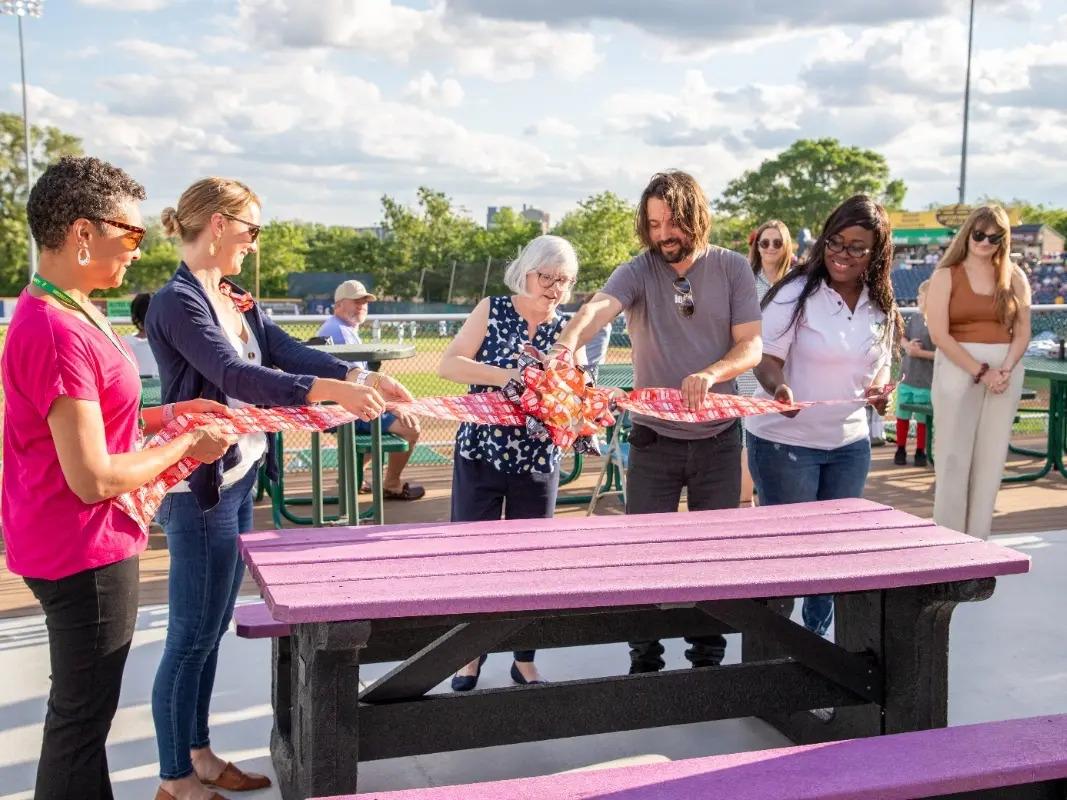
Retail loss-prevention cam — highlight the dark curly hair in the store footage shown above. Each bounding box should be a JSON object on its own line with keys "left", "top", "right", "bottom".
{"left": 761, "top": 194, "right": 901, "bottom": 346}
{"left": 27, "top": 156, "right": 146, "bottom": 251}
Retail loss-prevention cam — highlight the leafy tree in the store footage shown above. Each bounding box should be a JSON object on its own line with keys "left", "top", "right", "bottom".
{"left": 709, "top": 214, "right": 754, "bottom": 256}
{"left": 257, "top": 221, "right": 309, "bottom": 297}
{"left": 551, "top": 191, "right": 641, "bottom": 289}
{"left": 0, "top": 113, "right": 82, "bottom": 293}
{"left": 715, "top": 138, "right": 907, "bottom": 235}
{"left": 305, "top": 224, "right": 383, "bottom": 276}
{"left": 379, "top": 187, "right": 481, "bottom": 300}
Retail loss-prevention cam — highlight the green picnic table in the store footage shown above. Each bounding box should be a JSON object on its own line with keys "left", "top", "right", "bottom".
{"left": 277, "top": 343, "right": 417, "bottom": 526}
{"left": 1009, "top": 356, "right": 1067, "bottom": 481}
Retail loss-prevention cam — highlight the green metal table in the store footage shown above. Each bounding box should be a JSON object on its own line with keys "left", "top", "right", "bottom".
{"left": 1007, "top": 356, "right": 1067, "bottom": 482}
{"left": 557, "top": 363, "right": 633, "bottom": 508}
{"left": 294, "top": 343, "right": 417, "bottom": 525}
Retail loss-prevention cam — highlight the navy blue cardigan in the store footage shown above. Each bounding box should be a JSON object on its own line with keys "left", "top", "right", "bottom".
{"left": 145, "top": 263, "right": 350, "bottom": 511}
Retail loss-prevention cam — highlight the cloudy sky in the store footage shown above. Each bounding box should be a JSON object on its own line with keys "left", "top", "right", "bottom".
{"left": 2, "top": 0, "right": 1065, "bottom": 228}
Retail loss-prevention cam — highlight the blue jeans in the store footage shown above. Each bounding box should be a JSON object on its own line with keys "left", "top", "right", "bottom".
{"left": 151, "top": 465, "right": 258, "bottom": 780}
{"left": 746, "top": 434, "right": 871, "bottom": 636}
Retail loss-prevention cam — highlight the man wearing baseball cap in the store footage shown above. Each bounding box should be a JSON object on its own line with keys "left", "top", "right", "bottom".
{"left": 317, "top": 280, "right": 425, "bottom": 500}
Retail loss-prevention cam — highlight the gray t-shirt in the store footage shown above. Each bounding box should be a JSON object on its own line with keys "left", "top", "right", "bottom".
{"left": 901, "top": 312, "right": 935, "bottom": 390}
{"left": 602, "top": 246, "right": 761, "bottom": 439}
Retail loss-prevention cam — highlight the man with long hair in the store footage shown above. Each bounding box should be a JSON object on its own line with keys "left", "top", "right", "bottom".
{"left": 555, "top": 170, "right": 762, "bottom": 673}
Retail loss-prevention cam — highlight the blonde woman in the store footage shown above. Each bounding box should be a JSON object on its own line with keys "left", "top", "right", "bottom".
{"left": 926, "top": 205, "right": 1031, "bottom": 539}
{"left": 146, "top": 178, "right": 414, "bottom": 800}
{"left": 737, "top": 220, "right": 793, "bottom": 504}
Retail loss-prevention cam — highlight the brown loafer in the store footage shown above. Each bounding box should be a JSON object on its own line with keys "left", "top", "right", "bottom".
{"left": 202, "top": 762, "right": 272, "bottom": 791}
{"left": 155, "top": 790, "right": 228, "bottom": 800}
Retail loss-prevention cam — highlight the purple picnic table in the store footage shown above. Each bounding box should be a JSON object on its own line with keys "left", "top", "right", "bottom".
{"left": 239, "top": 498, "right": 1030, "bottom": 800}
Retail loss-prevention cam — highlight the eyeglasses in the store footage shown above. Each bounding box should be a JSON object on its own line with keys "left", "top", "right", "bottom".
{"left": 92, "top": 218, "right": 146, "bottom": 251}
{"left": 826, "top": 237, "right": 872, "bottom": 259}
{"left": 759, "top": 238, "right": 783, "bottom": 250}
{"left": 673, "top": 275, "right": 694, "bottom": 318}
{"left": 971, "top": 229, "right": 1004, "bottom": 245}
{"left": 221, "top": 212, "right": 261, "bottom": 242}
{"left": 535, "top": 271, "right": 576, "bottom": 289}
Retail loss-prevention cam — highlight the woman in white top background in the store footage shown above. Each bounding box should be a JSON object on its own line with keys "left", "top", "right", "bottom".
{"left": 745, "top": 195, "right": 899, "bottom": 635}
{"left": 737, "top": 220, "right": 793, "bottom": 505}
{"left": 122, "top": 292, "right": 159, "bottom": 378}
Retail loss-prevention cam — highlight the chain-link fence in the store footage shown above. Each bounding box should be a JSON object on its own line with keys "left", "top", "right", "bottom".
{"left": 1, "top": 307, "right": 1065, "bottom": 472}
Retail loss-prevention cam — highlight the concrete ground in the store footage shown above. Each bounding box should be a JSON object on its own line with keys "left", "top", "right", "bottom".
{"left": 1, "top": 528, "right": 1065, "bottom": 799}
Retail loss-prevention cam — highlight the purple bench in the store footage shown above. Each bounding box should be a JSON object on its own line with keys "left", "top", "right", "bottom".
{"left": 239, "top": 499, "right": 1031, "bottom": 799}
{"left": 316, "top": 714, "right": 1067, "bottom": 799}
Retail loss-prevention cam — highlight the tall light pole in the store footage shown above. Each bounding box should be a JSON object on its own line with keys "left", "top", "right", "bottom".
{"left": 958, "top": 0, "right": 975, "bottom": 206}
{"left": 1, "top": 0, "right": 43, "bottom": 279}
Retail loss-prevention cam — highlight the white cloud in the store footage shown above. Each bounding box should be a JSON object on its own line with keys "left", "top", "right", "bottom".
{"left": 78, "top": 0, "right": 172, "bottom": 9}
{"left": 116, "top": 39, "right": 195, "bottom": 61}
{"left": 403, "top": 71, "right": 464, "bottom": 108}
{"left": 524, "top": 117, "right": 580, "bottom": 139}
{"left": 236, "top": 0, "right": 601, "bottom": 81}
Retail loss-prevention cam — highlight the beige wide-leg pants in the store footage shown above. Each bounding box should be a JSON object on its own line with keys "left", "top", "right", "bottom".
{"left": 931, "top": 343, "right": 1023, "bottom": 539}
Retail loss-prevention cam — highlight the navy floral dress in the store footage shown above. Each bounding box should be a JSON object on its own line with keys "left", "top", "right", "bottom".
{"left": 455, "top": 296, "right": 565, "bottom": 474}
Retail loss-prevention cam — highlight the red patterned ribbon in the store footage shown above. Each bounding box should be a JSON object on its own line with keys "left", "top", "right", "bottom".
{"left": 116, "top": 405, "right": 358, "bottom": 531}
{"left": 119, "top": 373, "right": 893, "bottom": 529}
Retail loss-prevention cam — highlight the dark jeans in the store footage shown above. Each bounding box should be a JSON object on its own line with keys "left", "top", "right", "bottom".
{"left": 625, "top": 422, "right": 741, "bottom": 670}
{"left": 151, "top": 465, "right": 257, "bottom": 780}
{"left": 451, "top": 455, "right": 560, "bottom": 662}
{"left": 24, "top": 556, "right": 139, "bottom": 800}
{"left": 747, "top": 433, "right": 872, "bottom": 635}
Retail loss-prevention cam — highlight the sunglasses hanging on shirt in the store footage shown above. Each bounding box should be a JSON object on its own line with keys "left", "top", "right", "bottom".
{"left": 673, "top": 275, "right": 694, "bottom": 318}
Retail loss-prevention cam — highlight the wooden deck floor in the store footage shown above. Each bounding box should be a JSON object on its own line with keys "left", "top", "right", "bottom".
{"left": 2, "top": 440, "right": 1064, "bottom": 618}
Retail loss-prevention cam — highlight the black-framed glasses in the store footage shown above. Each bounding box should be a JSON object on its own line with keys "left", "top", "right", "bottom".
{"left": 673, "top": 275, "right": 694, "bottom": 318}
{"left": 535, "top": 271, "right": 577, "bottom": 289}
{"left": 221, "top": 212, "right": 261, "bottom": 242}
{"left": 826, "top": 237, "right": 872, "bottom": 259}
{"left": 971, "top": 229, "right": 1004, "bottom": 245}
{"left": 759, "top": 238, "right": 783, "bottom": 250}
{"left": 92, "top": 218, "right": 146, "bottom": 251}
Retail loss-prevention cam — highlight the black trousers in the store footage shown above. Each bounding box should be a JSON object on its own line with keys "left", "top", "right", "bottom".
{"left": 625, "top": 422, "right": 741, "bottom": 670}
{"left": 24, "top": 556, "right": 139, "bottom": 800}
{"left": 451, "top": 455, "right": 560, "bottom": 662}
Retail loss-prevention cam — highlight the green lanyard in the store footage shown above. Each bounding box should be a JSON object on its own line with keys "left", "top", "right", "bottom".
{"left": 31, "top": 273, "right": 146, "bottom": 434}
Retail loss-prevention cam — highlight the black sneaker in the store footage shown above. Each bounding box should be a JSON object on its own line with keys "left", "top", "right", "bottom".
{"left": 893, "top": 447, "right": 907, "bottom": 466}
{"left": 914, "top": 450, "right": 928, "bottom": 468}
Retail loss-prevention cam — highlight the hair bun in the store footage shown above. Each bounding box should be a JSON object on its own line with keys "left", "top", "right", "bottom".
{"left": 160, "top": 207, "right": 183, "bottom": 238}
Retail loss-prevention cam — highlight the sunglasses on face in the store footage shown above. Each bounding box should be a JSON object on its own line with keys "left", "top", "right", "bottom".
{"left": 673, "top": 275, "right": 694, "bottom": 318}
{"left": 826, "top": 237, "right": 873, "bottom": 259}
{"left": 971, "top": 229, "right": 1004, "bottom": 245}
{"left": 93, "top": 218, "right": 146, "bottom": 251}
{"left": 221, "top": 212, "right": 261, "bottom": 242}
{"left": 759, "top": 238, "right": 783, "bottom": 250}
{"left": 535, "top": 271, "right": 577, "bottom": 289}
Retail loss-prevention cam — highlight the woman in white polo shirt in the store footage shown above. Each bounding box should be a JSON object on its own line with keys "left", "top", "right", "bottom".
{"left": 745, "top": 195, "right": 900, "bottom": 635}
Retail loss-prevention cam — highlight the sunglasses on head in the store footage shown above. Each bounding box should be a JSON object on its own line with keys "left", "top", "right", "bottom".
{"left": 92, "top": 218, "right": 146, "bottom": 251}
{"left": 971, "top": 229, "right": 1004, "bottom": 245}
{"left": 759, "top": 237, "right": 783, "bottom": 250}
{"left": 222, "top": 212, "right": 261, "bottom": 242}
{"left": 673, "top": 275, "right": 694, "bottom": 318}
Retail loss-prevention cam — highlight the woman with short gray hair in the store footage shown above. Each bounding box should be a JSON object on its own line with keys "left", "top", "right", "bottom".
{"left": 438, "top": 234, "right": 583, "bottom": 690}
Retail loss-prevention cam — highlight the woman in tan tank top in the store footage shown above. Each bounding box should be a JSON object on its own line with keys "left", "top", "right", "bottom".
{"left": 925, "top": 205, "right": 1031, "bottom": 538}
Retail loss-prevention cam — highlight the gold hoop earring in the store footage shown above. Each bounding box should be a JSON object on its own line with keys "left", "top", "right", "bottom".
{"left": 77, "top": 246, "right": 91, "bottom": 266}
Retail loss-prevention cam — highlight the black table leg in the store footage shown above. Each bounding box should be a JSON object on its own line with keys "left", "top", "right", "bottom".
{"left": 272, "top": 621, "right": 371, "bottom": 800}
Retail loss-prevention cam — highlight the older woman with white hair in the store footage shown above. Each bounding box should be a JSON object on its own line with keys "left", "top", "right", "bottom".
{"left": 439, "top": 234, "right": 583, "bottom": 691}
